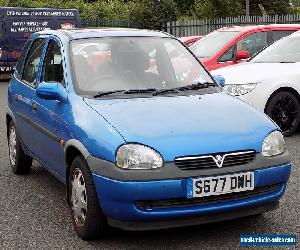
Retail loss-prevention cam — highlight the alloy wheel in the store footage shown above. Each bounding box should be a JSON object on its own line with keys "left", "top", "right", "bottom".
{"left": 9, "top": 126, "right": 17, "bottom": 166}
{"left": 270, "top": 94, "right": 299, "bottom": 135}
{"left": 71, "top": 168, "right": 88, "bottom": 227}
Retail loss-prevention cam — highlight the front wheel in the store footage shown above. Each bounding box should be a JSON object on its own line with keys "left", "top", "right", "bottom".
{"left": 69, "top": 155, "right": 108, "bottom": 240}
{"left": 8, "top": 121, "right": 33, "bottom": 175}
{"left": 265, "top": 91, "right": 300, "bottom": 136}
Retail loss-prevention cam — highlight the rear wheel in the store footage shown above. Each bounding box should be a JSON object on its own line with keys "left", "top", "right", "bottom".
{"left": 8, "top": 121, "right": 33, "bottom": 175}
{"left": 265, "top": 91, "right": 300, "bottom": 136}
{"left": 69, "top": 155, "right": 108, "bottom": 240}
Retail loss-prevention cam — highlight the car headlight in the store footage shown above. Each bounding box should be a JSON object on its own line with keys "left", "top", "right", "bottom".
{"left": 262, "top": 131, "right": 286, "bottom": 157}
{"left": 223, "top": 83, "right": 257, "bottom": 96}
{"left": 116, "top": 144, "right": 163, "bottom": 169}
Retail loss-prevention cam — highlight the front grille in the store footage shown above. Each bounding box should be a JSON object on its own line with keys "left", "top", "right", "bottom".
{"left": 136, "top": 183, "right": 281, "bottom": 210}
{"left": 175, "top": 150, "right": 256, "bottom": 170}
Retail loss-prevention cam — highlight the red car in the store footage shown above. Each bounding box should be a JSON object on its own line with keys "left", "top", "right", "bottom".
{"left": 179, "top": 36, "right": 203, "bottom": 47}
{"left": 190, "top": 24, "right": 300, "bottom": 71}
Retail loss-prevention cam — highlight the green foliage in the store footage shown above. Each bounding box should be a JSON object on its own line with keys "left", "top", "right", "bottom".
{"left": 244, "top": 0, "right": 292, "bottom": 15}
{"left": 0, "top": 0, "right": 294, "bottom": 27}
{"left": 194, "top": 0, "right": 243, "bottom": 18}
{"left": 129, "top": 0, "right": 178, "bottom": 29}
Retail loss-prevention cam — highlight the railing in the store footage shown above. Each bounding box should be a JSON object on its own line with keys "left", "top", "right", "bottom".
{"left": 165, "top": 14, "right": 300, "bottom": 37}
{"left": 82, "top": 19, "right": 144, "bottom": 29}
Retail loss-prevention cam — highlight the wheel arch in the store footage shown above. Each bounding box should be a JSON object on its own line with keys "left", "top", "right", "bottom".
{"left": 264, "top": 86, "right": 300, "bottom": 113}
{"left": 64, "top": 139, "right": 91, "bottom": 205}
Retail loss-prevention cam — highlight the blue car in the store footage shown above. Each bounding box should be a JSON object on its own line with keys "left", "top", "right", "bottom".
{"left": 6, "top": 29, "right": 291, "bottom": 240}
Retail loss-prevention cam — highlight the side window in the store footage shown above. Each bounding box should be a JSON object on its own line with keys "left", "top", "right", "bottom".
{"left": 219, "top": 45, "right": 236, "bottom": 62}
{"left": 41, "top": 40, "right": 64, "bottom": 86}
{"left": 22, "top": 38, "right": 45, "bottom": 87}
{"left": 15, "top": 41, "right": 32, "bottom": 79}
{"left": 237, "top": 32, "right": 268, "bottom": 56}
{"left": 271, "top": 30, "right": 294, "bottom": 43}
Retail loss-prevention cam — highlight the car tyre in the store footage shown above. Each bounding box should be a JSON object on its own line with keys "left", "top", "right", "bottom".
{"left": 69, "top": 155, "right": 108, "bottom": 240}
{"left": 265, "top": 91, "right": 300, "bottom": 136}
{"left": 8, "top": 121, "right": 33, "bottom": 175}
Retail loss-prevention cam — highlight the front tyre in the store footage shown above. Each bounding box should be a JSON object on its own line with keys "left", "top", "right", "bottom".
{"left": 69, "top": 155, "right": 108, "bottom": 240}
{"left": 8, "top": 121, "right": 33, "bottom": 175}
{"left": 265, "top": 91, "right": 300, "bottom": 136}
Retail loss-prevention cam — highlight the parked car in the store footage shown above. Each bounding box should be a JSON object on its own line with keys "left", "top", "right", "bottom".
{"left": 190, "top": 24, "right": 300, "bottom": 71}
{"left": 212, "top": 31, "right": 300, "bottom": 136}
{"left": 179, "top": 35, "right": 202, "bottom": 47}
{"left": 0, "top": 7, "right": 82, "bottom": 73}
{"left": 7, "top": 28, "right": 291, "bottom": 240}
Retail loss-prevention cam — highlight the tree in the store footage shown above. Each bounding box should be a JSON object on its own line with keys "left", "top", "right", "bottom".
{"left": 194, "top": 0, "right": 243, "bottom": 18}
{"left": 242, "top": 0, "right": 292, "bottom": 15}
{"left": 129, "top": 0, "right": 178, "bottom": 29}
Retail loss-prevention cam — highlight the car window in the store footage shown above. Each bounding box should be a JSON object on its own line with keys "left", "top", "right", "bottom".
{"left": 71, "top": 37, "right": 214, "bottom": 95}
{"left": 41, "top": 40, "right": 65, "bottom": 86}
{"left": 15, "top": 40, "right": 32, "bottom": 79}
{"left": 219, "top": 44, "right": 236, "bottom": 62}
{"left": 271, "top": 30, "right": 295, "bottom": 42}
{"left": 22, "top": 38, "right": 45, "bottom": 87}
{"left": 251, "top": 35, "right": 300, "bottom": 63}
{"left": 190, "top": 31, "right": 239, "bottom": 58}
{"left": 237, "top": 32, "right": 268, "bottom": 56}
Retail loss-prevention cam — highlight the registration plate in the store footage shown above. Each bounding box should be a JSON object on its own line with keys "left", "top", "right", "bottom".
{"left": 187, "top": 172, "right": 254, "bottom": 198}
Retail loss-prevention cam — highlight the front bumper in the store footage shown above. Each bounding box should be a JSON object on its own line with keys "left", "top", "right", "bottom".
{"left": 92, "top": 162, "right": 291, "bottom": 230}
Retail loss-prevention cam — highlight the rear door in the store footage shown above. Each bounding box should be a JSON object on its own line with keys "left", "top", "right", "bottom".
{"left": 12, "top": 37, "right": 45, "bottom": 153}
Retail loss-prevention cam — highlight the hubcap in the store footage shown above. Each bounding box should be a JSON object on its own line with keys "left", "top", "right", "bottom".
{"left": 9, "top": 126, "right": 17, "bottom": 165}
{"left": 71, "top": 168, "right": 87, "bottom": 227}
{"left": 270, "top": 95, "right": 298, "bottom": 134}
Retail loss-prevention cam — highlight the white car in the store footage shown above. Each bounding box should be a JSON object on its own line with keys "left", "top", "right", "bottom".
{"left": 212, "top": 32, "right": 300, "bottom": 136}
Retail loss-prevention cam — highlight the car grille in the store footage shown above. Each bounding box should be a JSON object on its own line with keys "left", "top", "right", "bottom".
{"left": 136, "top": 183, "right": 281, "bottom": 210}
{"left": 174, "top": 150, "right": 256, "bottom": 170}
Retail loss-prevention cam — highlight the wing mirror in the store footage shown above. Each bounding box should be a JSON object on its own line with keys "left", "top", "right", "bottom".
{"left": 235, "top": 50, "right": 250, "bottom": 61}
{"left": 36, "top": 82, "right": 67, "bottom": 102}
{"left": 213, "top": 75, "right": 225, "bottom": 88}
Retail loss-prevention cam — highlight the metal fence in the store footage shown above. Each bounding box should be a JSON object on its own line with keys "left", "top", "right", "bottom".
{"left": 82, "top": 19, "right": 144, "bottom": 29}
{"left": 166, "top": 14, "right": 300, "bottom": 37}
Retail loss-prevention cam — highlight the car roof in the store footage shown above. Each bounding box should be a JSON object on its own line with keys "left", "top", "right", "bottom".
{"left": 38, "top": 28, "right": 172, "bottom": 40}
{"left": 217, "top": 24, "right": 300, "bottom": 32}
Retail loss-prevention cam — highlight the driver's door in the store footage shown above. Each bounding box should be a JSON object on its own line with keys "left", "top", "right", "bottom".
{"left": 31, "top": 38, "right": 67, "bottom": 178}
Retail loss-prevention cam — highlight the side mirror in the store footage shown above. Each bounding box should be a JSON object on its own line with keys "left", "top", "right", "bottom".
{"left": 235, "top": 50, "right": 250, "bottom": 60}
{"left": 213, "top": 75, "right": 225, "bottom": 88}
{"left": 36, "top": 82, "right": 67, "bottom": 102}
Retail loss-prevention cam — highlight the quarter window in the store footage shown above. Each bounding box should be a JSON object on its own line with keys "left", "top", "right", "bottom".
{"left": 15, "top": 40, "right": 32, "bottom": 79}
{"left": 219, "top": 45, "right": 236, "bottom": 62}
{"left": 22, "top": 38, "right": 45, "bottom": 87}
{"left": 42, "top": 40, "right": 64, "bottom": 86}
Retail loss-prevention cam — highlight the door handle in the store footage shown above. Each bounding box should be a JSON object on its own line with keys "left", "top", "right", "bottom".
{"left": 32, "top": 102, "right": 37, "bottom": 112}
{"left": 14, "top": 94, "right": 19, "bottom": 103}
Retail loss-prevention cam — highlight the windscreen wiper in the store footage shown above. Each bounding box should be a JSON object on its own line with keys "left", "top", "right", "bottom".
{"left": 153, "top": 82, "right": 216, "bottom": 96}
{"left": 94, "top": 88, "right": 157, "bottom": 98}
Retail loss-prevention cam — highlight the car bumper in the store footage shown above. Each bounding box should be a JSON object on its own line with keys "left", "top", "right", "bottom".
{"left": 92, "top": 163, "right": 291, "bottom": 230}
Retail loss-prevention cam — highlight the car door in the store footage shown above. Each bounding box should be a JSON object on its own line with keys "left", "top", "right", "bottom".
{"left": 30, "top": 38, "right": 67, "bottom": 178}
{"left": 12, "top": 37, "right": 45, "bottom": 154}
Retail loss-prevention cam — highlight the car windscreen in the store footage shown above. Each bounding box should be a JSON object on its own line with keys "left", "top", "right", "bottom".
{"left": 189, "top": 31, "right": 240, "bottom": 58}
{"left": 251, "top": 35, "right": 300, "bottom": 63}
{"left": 70, "top": 37, "right": 214, "bottom": 95}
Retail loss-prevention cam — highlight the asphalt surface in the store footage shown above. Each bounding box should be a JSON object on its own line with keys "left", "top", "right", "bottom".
{"left": 0, "top": 80, "right": 299, "bottom": 249}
